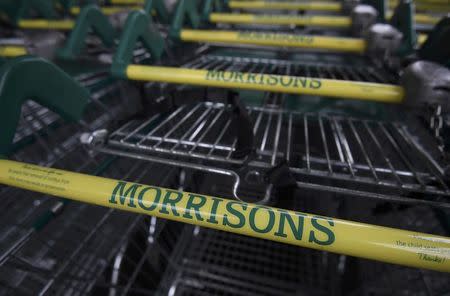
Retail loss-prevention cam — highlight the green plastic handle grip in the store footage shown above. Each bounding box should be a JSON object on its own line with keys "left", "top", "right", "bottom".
{"left": 0, "top": 56, "right": 89, "bottom": 156}
{"left": 144, "top": 0, "right": 170, "bottom": 23}
{"left": 58, "top": 4, "right": 116, "bottom": 59}
{"left": 112, "top": 10, "right": 165, "bottom": 78}
{"left": 170, "top": 0, "right": 201, "bottom": 39}
{"left": 0, "top": 0, "right": 59, "bottom": 25}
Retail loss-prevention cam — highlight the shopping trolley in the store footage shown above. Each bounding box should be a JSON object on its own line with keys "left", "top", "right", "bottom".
{"left": 0, "top": 1, "right": 450, "bottom": 296}
{"left": 0, "top": 55, "right": 151, "bottom": 295}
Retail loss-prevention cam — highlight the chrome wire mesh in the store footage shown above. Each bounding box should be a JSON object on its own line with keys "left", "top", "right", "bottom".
{"left": 0, "top": 74, "right": 144, "bottom": 295}
{"left": 152, "top": 185, "right": 449, "bottom": 296}
{"left": 102, "top": 102, "right": 449, "bottom": 206}
{"left": 0, "top": 160, "right": 184, "bottom": 296}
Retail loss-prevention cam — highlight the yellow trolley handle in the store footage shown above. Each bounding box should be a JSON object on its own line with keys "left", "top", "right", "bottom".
{"left": 0, "top": 46, "right": 28, "bottom": 57}
{"left": 125, "top": 65, "right": 404, "bottom": 103}
{"left": 211, "top": 13, "right": 441, "bottom": 27}
{"left": 70, "top": 6, "right": 143, "bottom": 15}
{"left": 109, "top": 0, "right": 144, "bottom": 4}
{"left": 209, "top": 13, "right": 352, "bottom": 28}
{"left": 180, "top": 29, "right": 366, "bottom": 53}
{"left": 17, "top": 19, "right": 75, "bottom": 30}
{"left": 0, "top": 159, "right": 449, "bottom": 272}
{"left": 228, "top": 1, "right": 342, "bottom": 11}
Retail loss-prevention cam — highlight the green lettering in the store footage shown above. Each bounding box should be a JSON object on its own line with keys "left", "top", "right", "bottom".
{"left": 206, "top": 70, "right": 221, "bottom": 81}
{"left": 309, "top": 216, "right": 335, "bottom": 246}
{"left": 274, "top": 210, "right": 306, "bottom": 240}
{"left": 234, "top": 72, "right": 244, "bottom": 83}
{"left": 109, "top": 181, "right": 141, "bottom": 208}
{"left": 293, "top": 77, "right": 308, "bottom": 88}
{"left": 223, "top": 201, "right": 247, "bottom": 228}
{"left": 206, "top": 197, "right": 223, "bottom": 224}
{"left": 138, "top": 186, "right": 161, "bottom": 211}
{"left": 280, "top": 76, "right": 293, "bottom": 87}
{"left": 267, "top": 75, "right": 278, "bottom": 85}
{"left": 249, "top": 206, "right": 275, "bottom": 234}
{"left": 222, "top": 71, "right": 234, "bottom": 82}
{"left": 310, "top": 79, "right": 322, "bottom": 89}
{"left": 159, "top": 190, "right": 183, "bottom": 216}
{"left": 247, "top": 73, "right": 257, "bottom": 84}
{"left": 183, "top": 194, "right": 207, "bottom": 221}
{"left": 258, "top": 74, "right": 265, "bottom": 85}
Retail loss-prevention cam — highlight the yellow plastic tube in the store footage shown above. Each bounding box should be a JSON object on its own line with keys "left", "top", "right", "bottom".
{"left": 110, "top": 0, "right": 144, "bottom": 4}
{"left": 388, "top": 0, "right": 450, "bottom": 11}
{"left": 18, "top": 19, "right": 75, "bottom": 30}
{"left": 0, "top": 46, "right": 27, "bottom": 57}
{"left": 180, "top": 29, "right": 366, "bottom": 53}
{"left": 0, "top": 159, "right": 449, "bottom": 272}
{"left": 229, "top": 1, "right": 342, "bottom": 11}
{"left": 209, "top": 13, "right": 351, "bottom": 27}
{"left": 211, "top": 12, "right": 440, "bottom": 27}
{"left": 70, "top": 6, "right": 142, "bottom": 15}
{"left": 414, "top": 13, "right": 441, "bottom": 25}
{"left": 125, "top": 65, "right": 404, "bottom": 103}
{"left": 418, "top": 33, "right": 428, "bottom": 45}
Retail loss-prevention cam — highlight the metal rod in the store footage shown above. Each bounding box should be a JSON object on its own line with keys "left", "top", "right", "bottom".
{"left": 318, "top": 116, "right": 333, "bottom": 174}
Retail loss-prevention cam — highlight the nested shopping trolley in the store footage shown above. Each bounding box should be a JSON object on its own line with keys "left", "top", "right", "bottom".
{"left": 1, "top": 65, "right": 450, "bottom": 295}
{"left": 0, "top": 55, "right": 151, "bottom": 295}
{"left": 1, "top": 2, "right": 450, "bottom": 296}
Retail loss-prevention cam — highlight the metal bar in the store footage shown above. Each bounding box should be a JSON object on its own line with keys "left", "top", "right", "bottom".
{"left": 170, "top": 106, "right": 214, "bottom": 152}
{"left": 137, "top": 106, "right": 186, "bottom": 146}
{"left": 286, "top": 113, "right": 293, "bottom": 162}
{"left": 295, "top": 179, "right": 450, "bottom": 209}
{"left": 1, "top": 160, "right": 449, "bottom": 272}
{"left": 260, "top": 110, "right": 273, "bottom": 153}
{"left": 378, "top": 123, "right": 425, "bottom": 187}
{"left": 304, "top": 115, "right": 310, "bottom": 171}
{"left": 271, "top": 112, "right": 283, "bottom": 165}
{"left": 126, "top": 65, "right": 405, "bottom": 103}
{"left": 363, "top": 121, "right": 403, "bottom": 184}
{"left": 332, "top": 118, "right": 355, "bottom": 176}
{"left": 153, "top": 104, "right": 203, "bottom": 149}
{"left": 348, "top": 119, "right": 379, "bottom": 181}
{"left": 395, "top": 124, "right": 449, "bottom": 192}
{"left": 318, "top": 116, "right": 333, "bottom": 174}
{"left": 188, "top": 109, "right": 225, "bottom": 155}
{"left": 207, "top": 117, "right": 233, "bottom": 158}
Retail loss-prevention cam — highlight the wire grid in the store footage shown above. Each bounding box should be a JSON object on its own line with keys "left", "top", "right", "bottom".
{"left": 158, "top": 226, "right": 340, "bottom": 296}
{"left": 104, "top": 102, "right": 449, "bottom": 206}
{"left": 181, "top": 54, "right": 399, "bottom": 84}
{"left": 12, "top": 71, "right": 116, "bottom": 151}
{"left": 2, "top": 104, "right": 449, "bottom": 295}
{"left": 0, "top": 159, "right": 184, "bottom": 296}
{"left": 0, "top": 76, "right": 143, "bottom": 295}
{"left": 152, "top": 171, "right": 449, "bottom": 296}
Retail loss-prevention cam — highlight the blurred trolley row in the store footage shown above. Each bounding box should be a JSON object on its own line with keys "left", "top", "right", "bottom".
{"left": 0, "top": 0, "right": 449, "bottom": 295}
